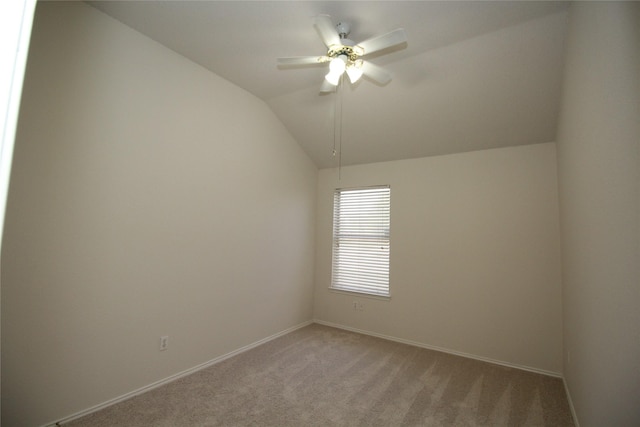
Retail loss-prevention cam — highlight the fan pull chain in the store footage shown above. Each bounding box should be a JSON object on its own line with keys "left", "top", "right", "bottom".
{"left": 338, "top": 74, "right": 344, "bottom": 179}
{"left": 332, "top": 84, "right": 338, "bottom": 158}
{"left": 332, "top": 74, "right": 344, "bottom": 179}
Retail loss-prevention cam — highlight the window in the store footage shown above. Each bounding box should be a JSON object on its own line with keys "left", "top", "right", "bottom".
{"left": 331, "top": 186, "right": 390, "bottom": 297}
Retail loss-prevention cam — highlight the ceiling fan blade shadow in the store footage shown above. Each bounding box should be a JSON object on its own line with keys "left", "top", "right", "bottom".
{"left": 277, "top": 56, "right": 330, "bottom": 66}
{"left": 313, "top": 15, "right": 341, "bottom": 48}
{"left": 357, "top": 28, "right": 407, "bottom": 56}
{"left": 361, "top": 61, "right": 392, "bottom": 85}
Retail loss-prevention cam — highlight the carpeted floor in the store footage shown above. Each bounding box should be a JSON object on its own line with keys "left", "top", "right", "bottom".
{"left": 65, "top": 323, "right": 574, "bottom": 426}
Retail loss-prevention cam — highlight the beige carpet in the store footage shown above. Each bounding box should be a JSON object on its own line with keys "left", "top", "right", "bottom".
{"left": 65, "top": 324, "right": 574, "bottom": 426}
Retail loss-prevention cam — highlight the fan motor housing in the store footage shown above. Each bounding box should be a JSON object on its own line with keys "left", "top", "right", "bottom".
{"left": 335, "top": 21, "right": 351, "bottom": 38}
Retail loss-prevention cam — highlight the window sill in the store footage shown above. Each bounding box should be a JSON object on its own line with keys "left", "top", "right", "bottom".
{"left": 328, "top": 287, "right": 391, "bottom": 301}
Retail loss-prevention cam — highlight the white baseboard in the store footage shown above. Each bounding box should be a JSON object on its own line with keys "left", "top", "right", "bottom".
{"left": 563, "top": 377, "right": 580, "bottom": 427}
{"left": 49, "top": 319, "right": 570, "bottom": 426}
{"left": 48, "top": 320, "right": 313, "bottom": 427}
{"left": 313, "top": 319, "right": 563, "bottom": 378}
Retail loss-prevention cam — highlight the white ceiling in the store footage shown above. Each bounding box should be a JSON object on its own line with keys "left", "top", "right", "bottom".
{"left": 88, "top": 1, "right": 570, "bottom": 168}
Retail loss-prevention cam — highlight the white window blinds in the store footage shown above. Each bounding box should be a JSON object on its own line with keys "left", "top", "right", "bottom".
{"left": 331, "top": 186, "right": 390, "bottom": 297}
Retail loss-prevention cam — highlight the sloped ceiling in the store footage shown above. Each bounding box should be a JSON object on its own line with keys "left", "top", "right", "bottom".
{"left": 88, "top": 1, "right": 569, "bottom": 168}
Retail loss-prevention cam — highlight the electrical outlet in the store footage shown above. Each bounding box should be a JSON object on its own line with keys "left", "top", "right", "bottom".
{"left": 353, "top": 301, "right": 358, "bottom": 310}
{"left": 358, "top": 302, "right": 364, "bottom": 311}
{"left": 160, "top": 336, "right": 169, "bottom": 351}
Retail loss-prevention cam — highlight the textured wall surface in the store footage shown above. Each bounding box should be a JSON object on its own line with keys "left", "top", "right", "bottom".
{"left": 1, "top": 3, "right": 316, "bottom": 425}
{"left": 315, "top": 143, "right": 563, "bottom": 375}
{"left": 556, "top": 2, "right": 640, "bottom": 426}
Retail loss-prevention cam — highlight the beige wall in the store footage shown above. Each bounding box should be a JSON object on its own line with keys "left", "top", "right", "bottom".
{"left": 556, "top": 2, "right": 640, "bottom": 426}
{"left": 6, "top": 2, "right": 638, "bottom": 426}
{"left": 1, "top": 3, "right": 316, "bottom": 425}
{"left": 314, "top": 143, "right": 563, "bottom": 374}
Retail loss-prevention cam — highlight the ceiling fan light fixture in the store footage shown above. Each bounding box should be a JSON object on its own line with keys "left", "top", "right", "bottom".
{"left": 329, "top": 55, "right": 347, "bottom": 74}
{"left": 325, "top": 54, "right": 348, "bottom": 86}
{"left": 325, "top": 70, "right": 341, "bottom": 86}
{"left": 346, "top": 61, "right": 363, "bottom": 84}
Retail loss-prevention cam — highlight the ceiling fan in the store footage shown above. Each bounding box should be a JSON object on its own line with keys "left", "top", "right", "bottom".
{"left": 277, "top": 15, "right": 407, "bottom": 92}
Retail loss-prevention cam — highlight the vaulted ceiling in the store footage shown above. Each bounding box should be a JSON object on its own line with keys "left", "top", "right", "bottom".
{"left": 88, "top": 1, "right": 569, "bottom": 168}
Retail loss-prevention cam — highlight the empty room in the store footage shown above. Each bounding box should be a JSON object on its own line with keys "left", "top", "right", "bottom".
{"left": 1, "top": 1, "right": 638, "bottom": 426}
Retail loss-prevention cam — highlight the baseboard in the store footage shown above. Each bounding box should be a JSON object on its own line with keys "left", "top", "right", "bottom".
{"left": 48, "top": 320, "right": 313, "bottom": 427}
{"left": 563, "top": 377, "right": 580, "bottom": 427}
{"left": 48, "top": 319, "right": 567, "bottom": 426}
{"left": 313, "top": 319, "right": 563, "bottom": 378}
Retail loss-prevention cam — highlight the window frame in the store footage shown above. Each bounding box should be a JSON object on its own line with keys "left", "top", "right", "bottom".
{"left": 330, "top": 185, "right": 391, "bottom": 298}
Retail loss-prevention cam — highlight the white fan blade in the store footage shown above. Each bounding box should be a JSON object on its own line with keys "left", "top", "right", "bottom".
{"left": 277, "top": 56, "right": 329, "bottom": 65}
{"left": 361, "top": 61, "right": 392, "bottom": 85}
{"left": 320, "top": 79, "right": 336, "bottom": 93}
{"left": 313, "top": 15, "right": 341, "bottom": 48}
{"left": 357, "top": 28, "right": 407, "bottom": 56}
